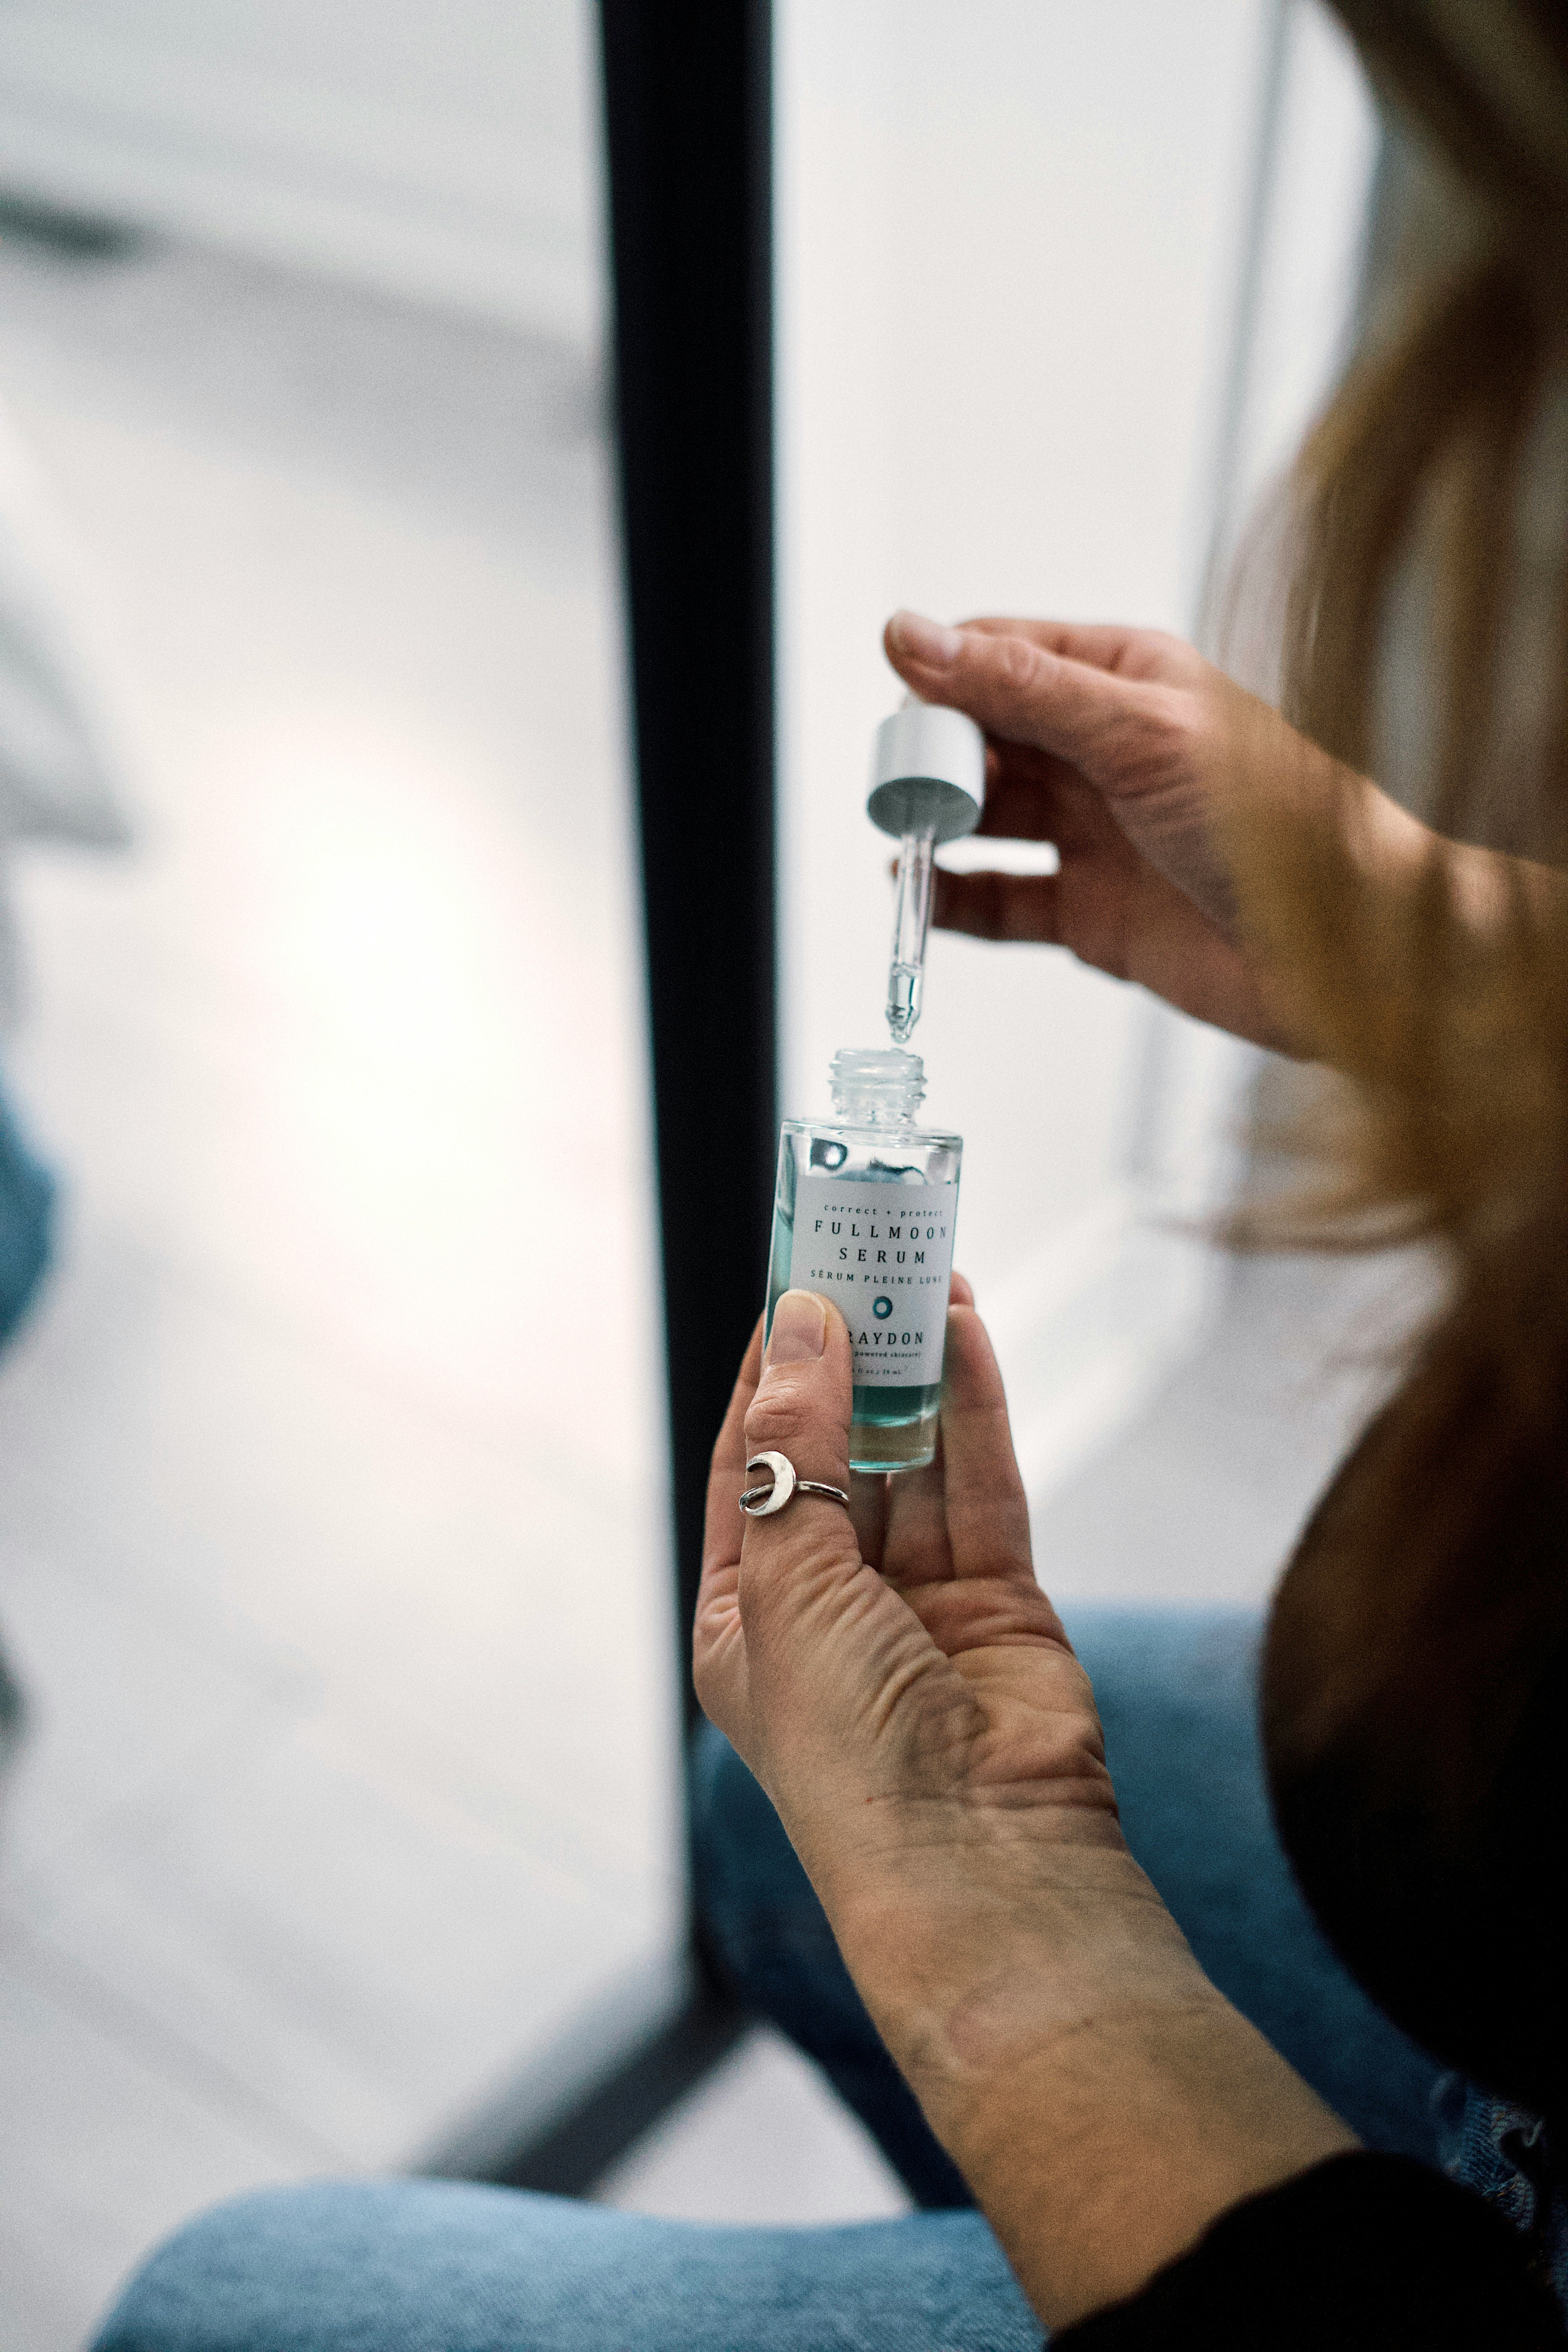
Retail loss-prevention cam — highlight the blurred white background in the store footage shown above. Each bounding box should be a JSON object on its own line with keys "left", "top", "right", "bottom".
{"left": 0, "top": 4, "right": 1381, "bottom": 2343}
{"left": 0, "top": 0, "right": 602, "bottom": 334}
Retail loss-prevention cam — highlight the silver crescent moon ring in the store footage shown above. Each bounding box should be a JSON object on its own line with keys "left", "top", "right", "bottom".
{"left": 738, "top": 1451, "right": 851, "bottom": 1518}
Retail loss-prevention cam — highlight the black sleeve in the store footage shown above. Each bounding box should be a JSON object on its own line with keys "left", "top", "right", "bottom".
{"left": 1052, "top": 2153, "right": 1564, "bottom": 2349}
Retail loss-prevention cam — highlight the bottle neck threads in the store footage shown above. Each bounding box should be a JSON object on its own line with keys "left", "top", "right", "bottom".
{"left": 828, "top": 1046, "right": 926, "bottom": 1127}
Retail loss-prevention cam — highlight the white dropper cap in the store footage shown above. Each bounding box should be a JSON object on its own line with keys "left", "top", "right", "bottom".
{"left": 867, "top": 699, "right": 985, "bottom": 844}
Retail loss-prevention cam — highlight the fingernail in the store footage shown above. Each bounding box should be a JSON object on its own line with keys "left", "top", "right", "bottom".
{"left": 889, "top": 609, "right": 962, "bottom": 667}
{"left": 766, "top": 1289, "right": 827, "bottom": 1364}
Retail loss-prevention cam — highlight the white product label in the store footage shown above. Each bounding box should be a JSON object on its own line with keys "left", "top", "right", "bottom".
{"left": 788, "top": 1176, "right": 956, "bottom": 1387}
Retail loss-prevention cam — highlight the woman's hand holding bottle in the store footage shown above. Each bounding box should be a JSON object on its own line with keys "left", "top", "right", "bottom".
{"left": 695, "top": 1284, "right": 1354, "bottom": 2329}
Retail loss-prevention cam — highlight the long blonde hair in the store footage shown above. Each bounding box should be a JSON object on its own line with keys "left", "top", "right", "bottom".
{"left": 1250, "top": 1, "right": 1568, "bottom": 2113}
{"left": 1235, "top": 5, "right": 1568, "bottom": 1250}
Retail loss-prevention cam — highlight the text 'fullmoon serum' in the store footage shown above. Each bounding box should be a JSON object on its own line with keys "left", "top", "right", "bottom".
{"left": 766, "top": 1047, "right": 962, "bottom": 1472}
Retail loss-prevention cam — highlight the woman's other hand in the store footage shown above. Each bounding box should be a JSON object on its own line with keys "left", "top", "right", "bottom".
{"left": 884, "top": 609, "right": 1348, "bottom": 1052}
{"left": 695, "top": 1285, "right": 1353, "bottom": 2328}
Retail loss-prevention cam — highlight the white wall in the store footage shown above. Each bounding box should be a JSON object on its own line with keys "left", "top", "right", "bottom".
{"left": 0, "top": 0, "right": 602, "bottom": 340}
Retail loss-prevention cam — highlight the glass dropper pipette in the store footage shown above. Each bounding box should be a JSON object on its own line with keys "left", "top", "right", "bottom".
{"left": 866, "top": 697, "right": 986, "bottom": 1044}
{"left": 886, "top": 826, "right": 936, "bottom": 1042}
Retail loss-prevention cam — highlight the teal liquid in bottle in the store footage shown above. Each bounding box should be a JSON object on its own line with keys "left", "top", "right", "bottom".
{"left": 766, "top": 1047, "right": 962, "bottom": 1473}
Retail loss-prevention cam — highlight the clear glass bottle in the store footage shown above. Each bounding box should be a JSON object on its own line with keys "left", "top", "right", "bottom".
{"left": 765, "top": 1047, "right": 962, "bottom": 1472}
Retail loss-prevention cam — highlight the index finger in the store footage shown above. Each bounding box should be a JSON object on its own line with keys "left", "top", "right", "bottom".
{"left": 884, "top": 612, "right": 1174, "bottom": 776}
{"left": 875, "top": 1268, "right": 975, "bottom": 1590}
{"left": 937, "top": 1303, "right": 1041, "bottom": 1593}
{"left": 955, "top": 615, "right": 1196, "bottom": 685}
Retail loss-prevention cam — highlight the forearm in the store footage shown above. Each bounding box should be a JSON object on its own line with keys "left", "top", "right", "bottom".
{"left": 826, "top": 1860, "right": 1356, "bottom": 2331}
{"left": 938, "top": 1991, "right": 1356, "bottom": 2327}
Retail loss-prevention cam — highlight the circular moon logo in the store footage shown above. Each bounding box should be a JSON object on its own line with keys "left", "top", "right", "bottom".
{"left": 873, "top": 1296, "right": 893, "bottom": 1319}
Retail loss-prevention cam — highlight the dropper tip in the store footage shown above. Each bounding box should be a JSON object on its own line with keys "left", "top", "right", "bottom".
{"left": 886, "top": 959, "right": 922, "bottom": 1044}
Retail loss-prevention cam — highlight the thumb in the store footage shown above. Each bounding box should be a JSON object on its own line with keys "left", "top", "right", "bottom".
{"left": 884, "top": 608, "right": 1173, "bottom": 782}
{"left": 740, "top": 1291, "right": 862, "bottom": 1624}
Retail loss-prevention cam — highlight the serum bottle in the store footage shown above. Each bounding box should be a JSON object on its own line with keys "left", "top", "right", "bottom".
{"left": 765, "top": 695, "right": 983, "bottom": 1473}
{"left": 766, "top": 1047, "right": 962, "bottom": 1472}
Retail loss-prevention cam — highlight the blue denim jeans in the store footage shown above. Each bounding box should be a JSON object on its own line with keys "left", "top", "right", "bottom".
{"left": 93, "top": 1608, "right": 1451, "bottom": 2351}
{"left": 0, "top": 1065, "right": 54, "bottom": 1347}
{"left": 1, "top": 1065, "right": 55, "bottom": 1759}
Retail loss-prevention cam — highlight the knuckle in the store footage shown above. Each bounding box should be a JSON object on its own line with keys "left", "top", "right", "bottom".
{"left": 1163, "top": 701, "right": 1216, "bottom": 780}
{"left": 993, "top": 634, "right": 1044, "bottom": 697}
{"left": 743, "top": 1377, "right": 816, "bottom": 1454}
{"left": 1147, "top": 683, "right": 1201, "bottom": 746}
{"left": 1111, "top": 686, "right": 1205, "bottom": 782}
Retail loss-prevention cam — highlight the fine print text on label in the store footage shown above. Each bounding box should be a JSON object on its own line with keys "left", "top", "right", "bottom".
{"left": 788, "top": 1174, "right": 956, "bottom": 1387}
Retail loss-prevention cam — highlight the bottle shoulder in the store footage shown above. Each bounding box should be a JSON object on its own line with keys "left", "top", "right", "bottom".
{"left": 780, "top": 1115, "right": 962, "bottom": 1150}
